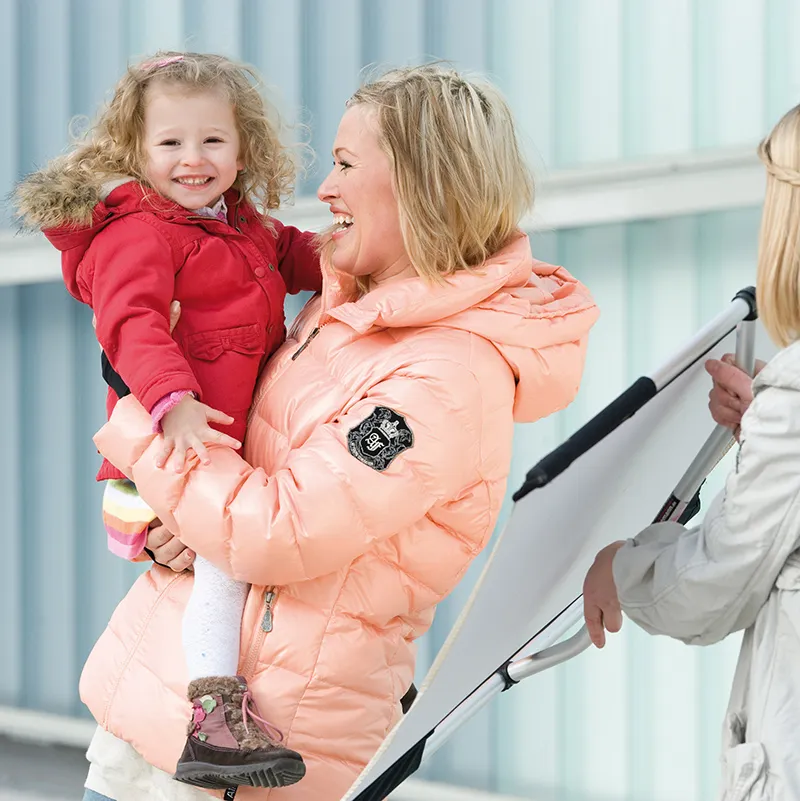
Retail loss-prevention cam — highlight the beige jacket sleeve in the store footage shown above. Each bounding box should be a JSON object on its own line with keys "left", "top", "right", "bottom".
{"left": 612, "top": 349, "right": 800, "bottom": 646}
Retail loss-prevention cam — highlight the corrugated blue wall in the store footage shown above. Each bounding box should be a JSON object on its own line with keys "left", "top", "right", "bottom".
{"left": 1, "top": 1, "right": 796, "bottom": 799}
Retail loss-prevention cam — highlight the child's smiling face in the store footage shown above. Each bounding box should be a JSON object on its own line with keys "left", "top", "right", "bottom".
{"left": 143, "top": 84, "right": 243, "bottom": 211}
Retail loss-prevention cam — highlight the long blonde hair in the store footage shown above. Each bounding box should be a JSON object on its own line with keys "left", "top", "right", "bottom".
{"left": 756, "top": 103, "right": 800, "bottom": 347}
{"left": 346, "top": 64, "right": 534, "bottom": 283}
{"left": 40, "top": 51, "right": 296, "bottom": 219}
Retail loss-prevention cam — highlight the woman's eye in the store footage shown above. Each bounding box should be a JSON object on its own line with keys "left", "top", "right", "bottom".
{"left": 336, "top": 160, "right": 352, "bottom": 171}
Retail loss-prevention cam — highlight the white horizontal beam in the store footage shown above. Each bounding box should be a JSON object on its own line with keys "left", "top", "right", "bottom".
{"left": 0, "top": 704, "right": 97, "bottom": 749}
{"left": 0, "top": 705, "right": 529, "bottom": 801}
{"left": 0, "top": 147, "right": 764, "bottom": 287}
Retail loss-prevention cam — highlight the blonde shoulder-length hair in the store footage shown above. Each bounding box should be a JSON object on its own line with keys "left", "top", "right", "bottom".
{"left": 756, "top": 103, "right": 800, "bottom": 347}
{"left": 46, "top": 51, "right": 297, "bottom": 221}
{"left": 347, "top": 64, "right": 534, "bottom": 283}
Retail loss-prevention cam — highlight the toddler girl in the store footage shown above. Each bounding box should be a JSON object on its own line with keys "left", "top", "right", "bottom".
{"left": 16, "top": 51, "right": 320, "bottom": 791}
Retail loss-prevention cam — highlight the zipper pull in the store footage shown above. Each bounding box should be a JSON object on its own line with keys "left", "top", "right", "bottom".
{"left": 261, "top": 588, "right": 276, "bottom": 632}
{"left": 291, "top": 327, "right": 320, "bottom": 360}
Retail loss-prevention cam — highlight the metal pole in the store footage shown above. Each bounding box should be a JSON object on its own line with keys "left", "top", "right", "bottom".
{"left": 649, "top": 296, "right": 753, "bottom": 391}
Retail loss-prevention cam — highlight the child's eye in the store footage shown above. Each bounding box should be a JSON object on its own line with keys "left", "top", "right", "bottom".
{"left": 205, "top": 137, "right": 224, "bottom": 144}
{"left": 159, "top": 139, "right": 180, "bottom": 147}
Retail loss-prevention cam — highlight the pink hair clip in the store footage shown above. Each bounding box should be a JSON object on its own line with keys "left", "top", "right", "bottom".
{"left": 141, "top": 55, "right": 184, "bottom": 71}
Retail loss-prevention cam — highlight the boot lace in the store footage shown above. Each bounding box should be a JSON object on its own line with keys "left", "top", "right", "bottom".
{"left": 241, "top": 688, "right": 284, "bottom": 743}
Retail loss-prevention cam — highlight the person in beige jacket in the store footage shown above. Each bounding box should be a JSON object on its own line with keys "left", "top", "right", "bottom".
{"left": 584, "top": 102, "right": 800, "bottom": 800}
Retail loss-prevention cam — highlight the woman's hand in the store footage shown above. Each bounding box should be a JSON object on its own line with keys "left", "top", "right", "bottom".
{"left": 93, "top": 299, "right": 183, "bottom": 336}
{"left": 583, "top": 541, "right": 626, "bottom": 648}
{"left": 145, "top": 519, "right": 195, "bottom": 572}
{"left": 704, "top": 354, "right": 764, "bottom": 440}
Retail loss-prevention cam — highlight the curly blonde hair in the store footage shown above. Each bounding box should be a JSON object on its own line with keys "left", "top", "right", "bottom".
{"left": 346, "top": 64, "right": 534, "bottom": 284}
{"left": 756, "top": 103, "right": 800, "bottom": 347}
{"left": 51, "top": 51, "right": 297, "bottom": 216}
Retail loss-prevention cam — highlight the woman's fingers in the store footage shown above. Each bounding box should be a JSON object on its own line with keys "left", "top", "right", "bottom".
{"left": 145, "top": 519, "right": 170, "bottom": 550}
{"left": 583, "top": 542, "right": 625, "bottom": 649}
{"left": 705, "top": 356, "right": 754, "bottom": 430}
{"left": 146, "top": 523, "right": 195, "bottom": 572}
{"left": 168, "top": 300, "right": 182, "bottom": 334}
{"left": 584, "top": 602, "right": 607, "bottom": 649}
{"left": 167, "top": 547, "right": 196, "bottom": 573}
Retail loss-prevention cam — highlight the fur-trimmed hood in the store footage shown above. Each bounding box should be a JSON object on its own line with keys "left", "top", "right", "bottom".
{"left": 15, "top": 158, "right": 132, "bottom": 232}
{"left": 15, "top": 164, "right": 246, "bottom": 301}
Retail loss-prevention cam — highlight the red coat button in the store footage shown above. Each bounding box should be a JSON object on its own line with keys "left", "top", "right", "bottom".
{"left": 254, "top": 267, "right": 266, "bottom": 278}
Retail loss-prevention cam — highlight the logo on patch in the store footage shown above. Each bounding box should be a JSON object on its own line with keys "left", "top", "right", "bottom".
{"left": 347, "top": 406, "right": 414, "bottom": 471}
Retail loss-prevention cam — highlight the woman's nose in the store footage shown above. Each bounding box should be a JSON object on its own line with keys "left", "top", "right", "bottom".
{"left": 317, "top": 168, "right": 338, "bottom": 202}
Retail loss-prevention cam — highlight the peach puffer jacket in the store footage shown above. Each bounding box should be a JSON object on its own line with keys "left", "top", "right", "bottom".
{"left": 86, "top": 233, "right": 598, "bottom": 800}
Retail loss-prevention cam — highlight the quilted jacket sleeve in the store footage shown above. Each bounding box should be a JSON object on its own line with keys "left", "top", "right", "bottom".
{"left": 273, "top": 220, "right": 322, "bottom": 294}
{"left": 613, "top": 377, "right": 800, "bottom": 646}
{"left": 94, "top": 357, "right": 497, "bottom": 586}
{"left": 87, "top": 219, "right": 202, "bottom": 411}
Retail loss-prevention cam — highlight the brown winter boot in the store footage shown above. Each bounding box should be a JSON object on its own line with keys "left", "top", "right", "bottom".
{"left": 174, "top": 676, "right": 306, "bottom": 790}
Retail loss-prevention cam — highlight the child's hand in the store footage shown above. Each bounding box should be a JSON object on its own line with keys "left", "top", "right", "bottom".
{"left": 156, "top": 395, "right": 241, "bottom": 471}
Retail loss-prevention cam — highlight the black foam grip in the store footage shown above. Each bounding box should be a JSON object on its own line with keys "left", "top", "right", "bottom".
{"left": 512, "top": 376, "right": 657, "bottom": 502}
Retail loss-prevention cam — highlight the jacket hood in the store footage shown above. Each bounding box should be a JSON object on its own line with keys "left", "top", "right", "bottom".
{"left": 15, "top": 160, "right": 149, "bottom": 298}
{"left": 322, "top": 233, "right": 599, "bottom": 422}
{"left": 15, "top": 160, "right": 244, "bottom": 300}
{"left": 15, "top": 157, "right": 133, "bottom": 233}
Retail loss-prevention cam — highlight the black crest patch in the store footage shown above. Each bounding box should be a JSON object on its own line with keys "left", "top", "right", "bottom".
{"left": 347, "top": 406, "right": 414, "bottom": 471}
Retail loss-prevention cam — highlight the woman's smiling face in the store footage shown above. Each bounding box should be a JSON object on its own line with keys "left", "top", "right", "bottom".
{"left": 317, "top": 104, "right": 415, "bottom": 286}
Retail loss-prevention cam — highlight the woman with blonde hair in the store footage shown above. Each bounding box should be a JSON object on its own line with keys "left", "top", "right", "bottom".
{"left": 82, "top": 63, "right": 597, "bottom": 800}
{"left": 584, "top": 104, "right": 800, "bottom": 799}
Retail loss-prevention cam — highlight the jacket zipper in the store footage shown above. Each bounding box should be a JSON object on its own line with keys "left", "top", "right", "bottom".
{"left": 240, "top": 586, "right": 278, "bottom": 679}
{"left": 291, "top": 326, "right": 320, "bottom": 360}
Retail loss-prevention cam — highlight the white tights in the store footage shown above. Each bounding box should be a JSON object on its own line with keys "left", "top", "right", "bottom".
{"left": 182, "top": 555, "right": 249, "bottom": 681}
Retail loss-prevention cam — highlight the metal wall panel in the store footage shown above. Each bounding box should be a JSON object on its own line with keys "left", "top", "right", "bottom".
{"left": 3, "top": 0, "right": 800, "bottom": 207}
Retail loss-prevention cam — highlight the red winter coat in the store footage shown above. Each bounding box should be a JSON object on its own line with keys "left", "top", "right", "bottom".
{"left": 36, "top": 179, "right": 321, "bottom": 480}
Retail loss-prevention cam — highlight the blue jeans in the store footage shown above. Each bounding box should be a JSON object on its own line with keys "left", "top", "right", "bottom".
{"left": 83, "top": 791, "right": 115, "bottom": 801}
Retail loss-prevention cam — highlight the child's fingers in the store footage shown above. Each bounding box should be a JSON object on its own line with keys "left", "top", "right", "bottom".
{"left": 192, "top": 438, "right": 212, "bottom": 466}
{"left": 155, "top": 439, "right": 175, "bottom": 468}
{"left": 172, "top": 442, "right": 187, "bottom": 473}
{"left": 203, "top": 405, "right": 235, "bottom": 426}
{"left": 204, "top": 430, "right": 242, "bottom": 450}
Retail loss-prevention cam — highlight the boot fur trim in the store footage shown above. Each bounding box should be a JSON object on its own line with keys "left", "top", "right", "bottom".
{"left": 187, "top": 675, "right": 246, "bottom": 699}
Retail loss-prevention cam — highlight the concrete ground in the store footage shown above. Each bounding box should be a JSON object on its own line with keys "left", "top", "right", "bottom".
{"left": 0, "top": 735, "right": 88, "bottom": 800}
{"left": 0, "top": 733, "right": 524, "bottom": 801}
